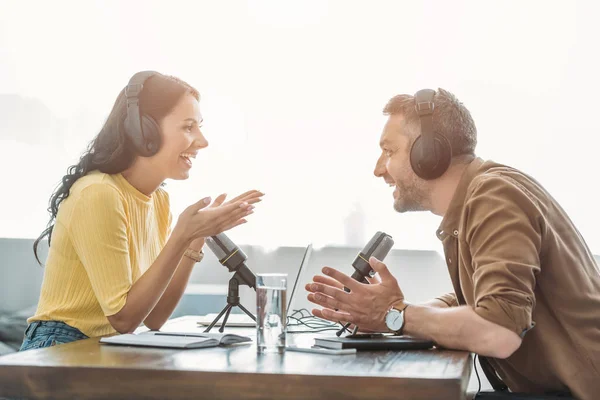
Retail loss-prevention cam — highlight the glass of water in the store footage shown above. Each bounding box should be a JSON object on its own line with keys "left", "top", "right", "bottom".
{"left": 256, "top": 273, "right": 287, "bottom": 354}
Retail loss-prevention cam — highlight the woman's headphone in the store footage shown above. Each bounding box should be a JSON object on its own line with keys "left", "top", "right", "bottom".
{"left": 124, "top": 71, "right": 162, "bottom": 157}
{"left": 409, "top": 89, "right": 452, "bottom": 180}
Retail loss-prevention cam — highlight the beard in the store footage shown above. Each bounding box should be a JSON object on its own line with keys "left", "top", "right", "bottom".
{"left": 393, "top": 178, "right": 429, "bottom": 213}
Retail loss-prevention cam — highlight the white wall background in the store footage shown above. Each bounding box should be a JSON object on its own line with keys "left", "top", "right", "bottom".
{"left": 1, "top": 0, "right": 598, "bottom": 255}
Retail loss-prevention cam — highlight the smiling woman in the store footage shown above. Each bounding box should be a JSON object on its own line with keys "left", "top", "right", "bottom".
{"left": 20, "top": 71, "right": 263, "bottom": 351}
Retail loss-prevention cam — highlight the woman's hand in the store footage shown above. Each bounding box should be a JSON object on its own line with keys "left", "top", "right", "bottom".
{"left": 174, "top": 190, "right": 264, "bottom": 246}
{"left": 207, "top": 190, "right": 263, "bottom": 211}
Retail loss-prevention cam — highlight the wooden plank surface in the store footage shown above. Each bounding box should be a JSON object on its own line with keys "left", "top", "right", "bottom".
{"left": 0, "top": 316, "right": 472, "bottom": 400}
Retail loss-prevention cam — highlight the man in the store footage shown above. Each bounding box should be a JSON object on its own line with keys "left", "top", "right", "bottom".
{"left": 306, "top": 89, "right": 600, "bottom": 399}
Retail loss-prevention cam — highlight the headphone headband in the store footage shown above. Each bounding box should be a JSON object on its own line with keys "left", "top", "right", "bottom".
{"left": 124, "top": 71, "right": 161, "bottom": 156}
{"left": 414, "top": 89, "right": 437, "bottom": 168}
{"left": 125, "top": 71, "right": 158, "bottom": 135}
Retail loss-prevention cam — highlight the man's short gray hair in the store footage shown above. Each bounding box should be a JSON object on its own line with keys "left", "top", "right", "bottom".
{"left": 383, "top": 88, "right": 477, "bottom": 158}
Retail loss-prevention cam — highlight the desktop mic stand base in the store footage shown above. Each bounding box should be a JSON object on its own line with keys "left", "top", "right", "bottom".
{"left": 204, "top": 273, "right": 256, "bottom": 333}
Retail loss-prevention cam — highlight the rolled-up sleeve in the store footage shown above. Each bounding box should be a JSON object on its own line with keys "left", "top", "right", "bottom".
{"left": 465, "top": 175, "right": 541, "bottom": 337}
{"left": 435, "top": 292, "right": 459, "bottom": 307}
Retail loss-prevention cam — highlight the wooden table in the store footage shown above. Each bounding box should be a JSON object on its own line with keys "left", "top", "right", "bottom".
{"left": 0, "top": 316, "right": 472, "bottom": 400}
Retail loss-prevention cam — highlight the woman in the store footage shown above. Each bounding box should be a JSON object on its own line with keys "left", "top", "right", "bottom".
{"left": 20, "top": 71, "right": 262, "bottom": 350}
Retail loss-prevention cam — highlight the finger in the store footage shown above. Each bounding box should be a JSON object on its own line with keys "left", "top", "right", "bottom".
{"left": 312, "top": 275, "right": 344, "bottom": 290}
{"left": 234, "top": 192, "right": 263, "bottom": 206}
{"left": 306, "top": 282, "right": 350, "bottom": 303}
{"left": 305, "top": 278, "right": 340, "bottom": 293}
{"left": 189, "top": 196, "right": 211, "bottom": 212}
{"left": 230, "top": 190, "right": 257, "bottom": 202}
{"left": 311, "top": 307, "right": 341, "bottom": 321}
{"left": 227, "top": 194, "right": 262, "bottom": 206}
{"left": 212, "top": 201, "right": 254, "bottom": 229}
{"left": 321, "top": 267, "right": 362, "bottom": 292}
{"left": 318, "top": 308, "right": 357, "bottom": 325}
{"left": 196, "top": 201, "right": 251, "bottom": 229}
{"left": 210, "top": 193, "right": 227, "bottom": 208}
{"left": 219, "top": 218, "right": 248, "bottom": 233}
{"left": 215, "top": 200, "right": 251, "bottom": 216}
{"left": 369, "top": 257, "right": 395, "bottom": 282}
{"left": 307, "top": 292, "right": 352, "bottom": 313}
{"left": 346, "top": 324, "right": 377, "bottom": 334}
{"left": 227, "top": 190, "right": 263, "bottom": 204}
{"left": 311, "top": 308, "right": 344, "bottom": 323}
{"left": 244, "top": 197, "right": 263, "bottom": 205}
{"left": 311, "top": 308, "right": 327, "bottom": 320}
{"left": 222, "top": 207, "right": 254, "bottom": 225}
{"left": 220, "top": 206, "right": 254, "bottom": 231}
{"left": 365, "top": 273, "right": 382, "bottom": 285}
{"left": 241, "top": 190, "right": 264, "bottom": 199}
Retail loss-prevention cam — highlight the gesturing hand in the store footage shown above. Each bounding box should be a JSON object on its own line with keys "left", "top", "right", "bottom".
{"left": 216, "top": 190, "right": 264, "bottom": 208}
{"left": 188, "top": 190, "right": 264, "bottom": 250}
{"left": 305, "top": 257, "right": 406, "bottom": 333}
{"left": 174, "top": 190, "right": 263, "bottom": 245}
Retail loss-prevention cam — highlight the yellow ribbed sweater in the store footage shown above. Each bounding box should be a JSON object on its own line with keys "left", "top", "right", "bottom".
{"left": 29, "top": 171, "right": 171, "bottom": 337}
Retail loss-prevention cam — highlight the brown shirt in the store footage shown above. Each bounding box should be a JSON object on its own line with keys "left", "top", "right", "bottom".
{"left": 435, "top": 158, "right": 600, "bottom": 399}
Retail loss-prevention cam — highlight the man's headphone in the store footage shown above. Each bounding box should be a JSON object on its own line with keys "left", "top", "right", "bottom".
{"left": 124, "top": 71, "right": 162, "bottom": 157}
{"left": 409, "top": 89, "right": 452, "bottom": 180}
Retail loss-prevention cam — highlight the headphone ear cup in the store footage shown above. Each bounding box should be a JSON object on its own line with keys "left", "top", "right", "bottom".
{"left": 138, "top": 115, "right": 162, "bottom": 157}
{"left": 410, "top": 133, "right": 452, "bottom": 180}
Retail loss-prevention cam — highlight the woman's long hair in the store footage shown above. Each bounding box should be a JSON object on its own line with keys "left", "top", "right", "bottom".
{"left": 33, "top": 73, "right": 199, "bottom": 264}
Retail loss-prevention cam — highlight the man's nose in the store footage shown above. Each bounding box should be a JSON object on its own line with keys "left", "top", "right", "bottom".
{"left": 374, "top": 155, "right": 386, "bottom": 177}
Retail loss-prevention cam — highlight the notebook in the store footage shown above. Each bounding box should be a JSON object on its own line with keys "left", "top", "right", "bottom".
{"left": 314, "top": 334, "right": 434, "bottom": 351}
{"left": 99, "top": 331, "right": 251, "bottom": 349}
{"left": 197, "top": 244, "right": 313, "bottom": 327}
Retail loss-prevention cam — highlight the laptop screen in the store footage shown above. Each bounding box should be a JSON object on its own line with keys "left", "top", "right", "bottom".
{"left": 286, "top": 243, "right": 312, "bottom": 315}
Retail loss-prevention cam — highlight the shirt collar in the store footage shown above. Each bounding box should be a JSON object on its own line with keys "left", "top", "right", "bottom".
{"left": 436, "top": 157, "right": 485, "bottom": 241}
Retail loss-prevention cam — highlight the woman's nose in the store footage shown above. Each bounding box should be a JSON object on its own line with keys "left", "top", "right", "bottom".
{"left": 195, "top": 130, "right": 209, "bottom": 148}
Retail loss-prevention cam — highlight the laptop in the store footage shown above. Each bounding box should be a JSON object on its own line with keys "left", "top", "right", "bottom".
{"left": 197, "top": 244, "right": 313, "bottom": 327}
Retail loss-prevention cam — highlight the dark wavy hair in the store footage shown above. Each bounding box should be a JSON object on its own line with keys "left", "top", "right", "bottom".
{"left": 34, "top": 72, "right": 199, "bottom": 264}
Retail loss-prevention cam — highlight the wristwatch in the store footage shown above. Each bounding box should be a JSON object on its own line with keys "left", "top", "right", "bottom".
{"left": 183, "top": 248, "right": 204, "bottom": 263}
{"left": 385, "top": 303, "right": 408, "bottom": 334}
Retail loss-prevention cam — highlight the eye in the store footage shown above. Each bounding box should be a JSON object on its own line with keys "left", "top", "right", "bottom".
{"left": 184, "top": 124, "right": 194, "bottom": 132}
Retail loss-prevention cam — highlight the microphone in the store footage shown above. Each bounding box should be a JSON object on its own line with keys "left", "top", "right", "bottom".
{"left": 337, "top": 231, "right": 394, "bottom": 336}
{"left": 348, "top": 231, "right": 394, "bottom": 287}
{"left": 205, "top": 233, "right": 256, "bottom": 289}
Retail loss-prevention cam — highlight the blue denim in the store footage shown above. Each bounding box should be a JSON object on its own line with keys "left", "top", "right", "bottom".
{"left": 19, "top": 320, "right": 88, "bottom": 351}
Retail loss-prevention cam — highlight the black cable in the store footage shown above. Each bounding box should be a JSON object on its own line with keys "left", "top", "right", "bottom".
{"left": 288, "top": 317, "right": 334, "bottom": 330}
{"left": 287, "top": 309, "right": 352, "bottom": 334}
{"left": 286, "top": 308, "right": 343, "bottom": 333}
{"left": 288, "top": 315, "right": 337, "bottom": 329}
{"left": 288, "top": 311, "right": 332, "bottom": 326}
{"left": 288, "top": 309, "right": 335, "bottom": 325}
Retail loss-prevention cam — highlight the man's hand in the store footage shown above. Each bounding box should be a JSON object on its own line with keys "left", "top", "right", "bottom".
{"left": 305, "top": 257, "right": 406, "bottom": 332}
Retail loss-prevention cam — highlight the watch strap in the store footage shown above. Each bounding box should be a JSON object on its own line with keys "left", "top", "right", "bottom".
{"left": 184, "top": 248, "right": 204, "bottom": 263}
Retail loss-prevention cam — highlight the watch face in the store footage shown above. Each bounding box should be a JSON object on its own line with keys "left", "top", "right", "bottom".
{"left": 385, "top": 309, "right": 404, "bottom": 332}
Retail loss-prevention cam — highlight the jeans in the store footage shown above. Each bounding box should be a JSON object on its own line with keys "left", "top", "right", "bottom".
{"left": 19, "top": 320, "right": 88, "bottom": 351}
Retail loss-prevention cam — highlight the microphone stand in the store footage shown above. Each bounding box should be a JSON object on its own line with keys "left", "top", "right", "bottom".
{"left": 204, "top": 271, "right": 257, "bottom": 333}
